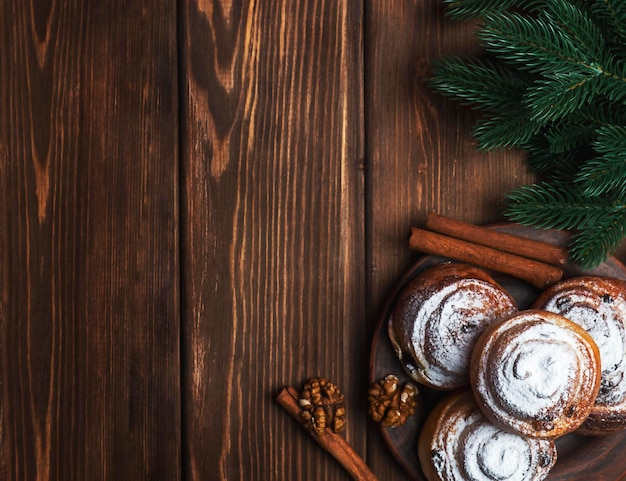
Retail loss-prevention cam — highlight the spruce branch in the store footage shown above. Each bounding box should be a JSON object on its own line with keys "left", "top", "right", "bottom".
{"left": 595, "top": 65, "right": 626, "bottom": 102}
{"left": 573, "top": 101, "right": 626, "bottom": 131}
{"left": 543, "top": 0, "right": 606, "bottom": 60}
{"left": 590, "top": 0, "right": 626, "bottom": 46}
{"left": 505, "top": 183, "right": 626, "bottom": 269}
{"left": 430, "top": 0, "right": 626, "bottom": 267}
{"left": 543, "top": 119, "right": 595, "bottom": 154}
{"left": 542, "top": 102, "right": 626, "bottom": 154}
{"left": 441, "top": 0, "right": 530, "bottom": 19}
{"left": 576, "top": 125, "right": 626, "bottom": 196}
{"left": 478, "top": 11, "right": 598, "bottom": 73}
{"left": 473, "top": 111, "right": 541, "bottom": 150}
{"left": 576, "top": 157, "right": 626, "bottom": 198}
{"left": 521, "top": 137, "right": 589, "bottom": 179}
{"left": 570, "top": 209, "right": 626, "bottom": 268}
{"left": 523, "top": 70, "right": 604, "bottom": 123}
{"left": 504, "top": 182, "right": 620, "bottom": 230}
{"left": 429, "top": 57, "right": 531, "bottom": 112}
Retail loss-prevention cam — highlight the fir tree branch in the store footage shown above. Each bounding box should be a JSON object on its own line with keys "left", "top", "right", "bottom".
{"left": 576, "top": 157, "right": 626, "bottom": 197}
{"left": 520, "top": 136, "right": 589, "bottom": 179}
{"left": 594, "top": 124, "right": 626, "bottom": 156}
{"left": 544, "top": 0, "right": 606, "bottom": 60}
{"left": 523, "top": 70, "right": 604, "bottom": 123}
{"left": 576, "top": 125, "right": 626, "bottom": 196}
{"left": 478, "top": 11, "right": 598, "bottom": 72}
{"left": 589, "top": 0, "right": 626, "bottom": 46}
{"left": 441, "top": 0, "right": 532, "bottom": 19}
{"left": 543, "top": 119, "right": 595, "bottom": 153}
{"left": 429, "top": 57, "right": 531, "bottom": 112}
{"left": 570, "top": 209, "right": 626, "bottom": 268}
{"left": 595, "top": 67, "right": 626, "bottom": 103}
{"left": 527, "top": 149, "right": 592, "bottom": 182}
{"left": 507, "top": 185, "right": 626, "bottom": 268}
{"left": 575, "top": 101, "right": 626, "bottom": 130}
{"left": 504, "top": 182, "right": 621, "bottom": 230}
{"left": 429, "top": 0, "right": 626, "bottom": 267}
{"left": 473, "top": 111, "right": 541, "bottom": 150}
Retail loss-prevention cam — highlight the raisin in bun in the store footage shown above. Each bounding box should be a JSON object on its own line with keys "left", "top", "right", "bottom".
{"left": 470, "top": 309, "right": 601, "bottom": 439}
{"left": 533, "top": 276, "right": 626, "bottom": 435}
{"left": 418, "top": 390, "right": 557, "bottom": 481}
{"left": 389, "top": 263, "right": 517, "bottom": 390}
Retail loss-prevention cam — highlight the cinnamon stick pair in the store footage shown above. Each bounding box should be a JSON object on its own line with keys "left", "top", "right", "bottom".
{"left": 409, "top": 213, "right": 568, "bottom": 289}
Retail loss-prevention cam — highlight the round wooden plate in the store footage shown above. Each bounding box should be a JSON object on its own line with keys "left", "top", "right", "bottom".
{"left": 369, "top": 224, "right": 626, "bottom": 481}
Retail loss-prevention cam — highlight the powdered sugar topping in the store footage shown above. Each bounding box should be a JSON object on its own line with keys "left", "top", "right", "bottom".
{"left": 430, "top": 395, "right": 556, "bottom": 481}
{"left": 474, "top": 312, "right": 599, "bottom": 437}
{"left": 407, "top": 278, "right": 515, "bottom": 388}
{"left": 540, "top": 286, "right": 626, "bottom": 405}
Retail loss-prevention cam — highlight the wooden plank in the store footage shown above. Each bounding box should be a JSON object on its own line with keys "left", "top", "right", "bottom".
{"left": 364, "top": 1, "right": 536, "bottom": 479}
{"left": 0, "top": 2, "right": 180, "bottom": 479}
{"left": 179, "top": 1, "right": 365, "bottom": 480}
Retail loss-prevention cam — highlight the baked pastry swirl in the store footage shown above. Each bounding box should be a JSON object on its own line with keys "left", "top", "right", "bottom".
{"left": 470, "top": 310, "right": 601, "bottom": 439}
{"left": 389, "top": 263, "right": 517, "bottom": 390}
{"left": 533, "top": 276, "right": 626, "bottom": 435}
{"left": 418, "top": 390, "right": 557, "bottom": 481}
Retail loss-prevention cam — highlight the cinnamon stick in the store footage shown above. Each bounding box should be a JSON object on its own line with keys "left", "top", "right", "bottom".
{"left": 426, "top": 212, "right": 569, "bottom": 265}
{"left": 276, "top": 386, "right": 379, "bottom": 481}
{"left": 409, "top": 227, "right": 563, "bottom": 289}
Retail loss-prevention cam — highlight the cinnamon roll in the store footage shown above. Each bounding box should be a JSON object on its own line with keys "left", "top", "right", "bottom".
{"left": 533, "top": 276, "right": 626, "bottom": 435}
{"left": 389, "top": 263, "right": 517, "bottom": 390}
{"left": 418, "top": 390, "right": 557, "bottom": 481}
{"left": 470, "top": 310, "right": 601, "bottom": 439}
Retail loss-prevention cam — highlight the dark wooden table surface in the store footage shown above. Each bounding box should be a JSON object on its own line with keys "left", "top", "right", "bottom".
{"left": 3, "top": 1, "right": 625, "bottom": 480}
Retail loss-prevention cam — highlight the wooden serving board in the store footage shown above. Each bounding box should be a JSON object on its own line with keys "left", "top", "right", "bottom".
{"left": 369, "top": 224, "right": 626, "bottom": 481}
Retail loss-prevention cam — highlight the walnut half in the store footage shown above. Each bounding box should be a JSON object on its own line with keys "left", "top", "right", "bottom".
{"left": 368, "top": 374, "right": 418, "bottom": 428}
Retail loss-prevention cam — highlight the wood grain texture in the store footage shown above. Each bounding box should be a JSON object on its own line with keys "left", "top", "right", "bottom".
{"left": 179, "top": 1, "right": 365, "bottom": 480}
{"left": 0, "top": 1, "right": 180, "bottom": 479}
{"left": 5, "top": 2, "right": 626, "bottom": 481}
{"left": 364, "top": 1, "right": 536, "bottom": 478}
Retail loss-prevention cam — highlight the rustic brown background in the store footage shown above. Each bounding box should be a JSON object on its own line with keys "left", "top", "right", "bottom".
{"left": 2, "top": 1, "right": 624, "bottom": 480}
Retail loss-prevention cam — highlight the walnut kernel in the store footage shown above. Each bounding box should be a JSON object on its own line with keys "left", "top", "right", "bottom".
{"left": 368, "top": 374, "right": 418, "bottom": 428}
{"left": 299, "top": 378, "right": 347, "bottom": 435}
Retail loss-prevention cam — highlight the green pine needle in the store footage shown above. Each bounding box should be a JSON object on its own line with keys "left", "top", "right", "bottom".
{"left": 543, "top": 0, "right": 606, "bottom": 59}
{"left": 478, "top": 11, "right": 598, "bottom": 73}
{"left": 576, "top": 158, "right": 626, "bottom": 197}
{"left": 570, "top": 210, "right": 626, "bottom": 268}
{"left": 506, "top": 183, "right": 626, "bottom": 268}
{"left": 523, "top": 71, "right": 604, "bottom": 124}
{"left": 543, "top": 103, "right": 626, "bottom": 156}
{"left": 595, "top": 66, "right": 626, "bottom": 103}
{"left": 529, "top": 152, "right": 592, "bottom": 183}
{"left": 429, "top": 0, "right": 626, "bottom": 267}
{"left": 441, "top": 0, "right": 529, "bottom": 19}
{"left": 543, "top": 120, "right": 595, "bottom": 154}
{"left": 473, "top": 111, "right": 541, "bottom": 150}
{"left": 505, "top": 182, "right": 620, "bottom": 231}
{"left": 429, "top": 57, "right": 531, "bottom": 112}
{"left": 521, "top": 139, "right": 590, "bottom": 179}
{"left": 576, "top": 125, "right": 626, "bottom": 196}
{"left": 590, "top": 0, "right": 626, "bottom": 46}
